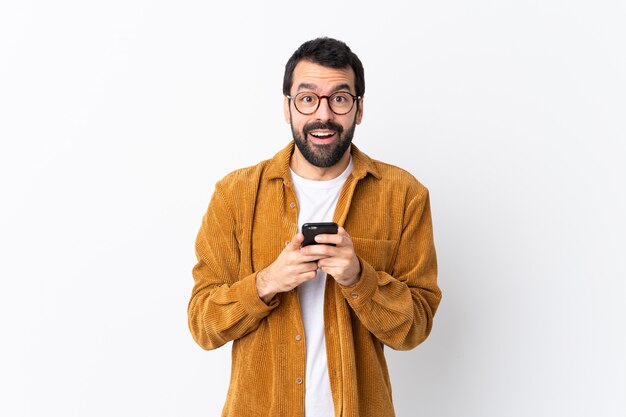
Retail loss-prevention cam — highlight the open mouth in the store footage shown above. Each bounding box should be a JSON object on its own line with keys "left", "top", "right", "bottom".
{"left": 303, "top": 122, "right": 342, "bottom": 144}
{"left": 308, "top": 130, "right": 337, "bottom": 140}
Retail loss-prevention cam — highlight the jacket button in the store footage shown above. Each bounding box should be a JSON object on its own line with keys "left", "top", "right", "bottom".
{"left": 295, "top": 334, "right": 302, "bottom": 341}
{"left": 296, "top": 377, "right": 303, "bottom": 385}
{"left": 351, "top": 292, "right": 358, "bottom": 299}
{"left": 289, "top": 202, "right": 296, "bottom": 209}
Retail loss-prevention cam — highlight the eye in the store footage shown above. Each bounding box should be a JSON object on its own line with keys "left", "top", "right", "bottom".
{"left": 332, "top": 93, "right": 351, "bottom": 103}
{"left": 297, "top": 93, "right": 317, "bottom": 104}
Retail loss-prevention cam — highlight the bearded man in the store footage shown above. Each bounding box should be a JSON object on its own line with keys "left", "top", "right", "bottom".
{"left": 188, "top": 37, "right": 442, "bottom": 417}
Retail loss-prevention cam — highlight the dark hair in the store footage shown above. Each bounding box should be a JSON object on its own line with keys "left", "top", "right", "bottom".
{"left": 283, "top": 37, "right": 365, "bottom": 98}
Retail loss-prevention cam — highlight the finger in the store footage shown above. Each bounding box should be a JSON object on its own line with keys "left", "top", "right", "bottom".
{"left": 309, "top": 233, "right": 339, "bottom": 246}
{"left": 318, "top": 257, "right": 346, "bottom": 268}
{"left": 288, "top": 232, "right": 305, "bottom": 250}
{"left": 300, "top": 243, "right": 335, "bottom": 257}
{"left": 298, "top": 260, "right": 321, "bottom": 272}
{"left": 305, "top": 261, "right": 321, "bottom": 272}
{"left": 294, "top": 246, "right": 328, "bottom": 262}
{"left": 292, "top": 263, "right": 318, "bottom": 279}
{"left": 336, "top": 227, "right": 354, "bottom": 246}
{"left": 337, "top": 227, "right": 354, "bottom": 247}
{"left": 313, "top": 233, "right": 352, "bottom": 247}
{"left": 298, "top": 269, "right": 318, "bottom": 282}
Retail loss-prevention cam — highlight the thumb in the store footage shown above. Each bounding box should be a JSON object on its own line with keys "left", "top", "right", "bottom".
{"left": 290, "top": 232, "right": 304, "bottom": 250}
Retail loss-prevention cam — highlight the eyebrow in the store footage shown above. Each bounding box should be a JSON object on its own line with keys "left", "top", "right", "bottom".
{"left": 296, "top": 82, "right": 353, "bottom": 93}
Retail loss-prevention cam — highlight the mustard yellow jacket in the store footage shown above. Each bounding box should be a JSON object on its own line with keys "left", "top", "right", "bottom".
{"left": 189, "top": 142, "right": 442, "bottom": 417}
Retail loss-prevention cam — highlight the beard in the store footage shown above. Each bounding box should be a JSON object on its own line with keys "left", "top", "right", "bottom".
{"left": 290, "top": 116, "right": 356, "bottom": 168}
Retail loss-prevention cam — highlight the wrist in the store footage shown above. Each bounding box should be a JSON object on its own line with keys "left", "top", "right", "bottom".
{"left": 256, "top": 268, "right": 276, "bottom": 304}
{"left": 341, "top": 274, "right": 360, "bottom": 288}
{"left": 343, "top": 258, "right": 362, "bottom": 287}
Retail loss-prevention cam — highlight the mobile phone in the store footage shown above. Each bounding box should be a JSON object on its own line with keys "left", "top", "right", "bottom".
{"left": 301, "top": 222, "right": 338, "bottom": 247}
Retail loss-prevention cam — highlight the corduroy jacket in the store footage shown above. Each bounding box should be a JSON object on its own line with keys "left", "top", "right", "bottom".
{"left": 188, "top": 141, "right": 442, "bottom": 417}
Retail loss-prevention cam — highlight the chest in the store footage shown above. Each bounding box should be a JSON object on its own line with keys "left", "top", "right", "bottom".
{"left": 247, "top": 178, "right": 400, "bottom": 275}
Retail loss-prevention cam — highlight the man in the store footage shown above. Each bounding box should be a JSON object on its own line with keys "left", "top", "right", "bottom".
{"left": 188, "top": 37, "right": 441, "bottom": 417}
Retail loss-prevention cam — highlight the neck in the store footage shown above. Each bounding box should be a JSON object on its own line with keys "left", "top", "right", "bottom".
{"left": 290, "top": 145, "right": 351, "bottom": 180}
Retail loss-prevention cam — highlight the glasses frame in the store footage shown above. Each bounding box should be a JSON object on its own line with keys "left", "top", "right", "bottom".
{"left": 287, "top": 91, "right": 361, "bottom": 115}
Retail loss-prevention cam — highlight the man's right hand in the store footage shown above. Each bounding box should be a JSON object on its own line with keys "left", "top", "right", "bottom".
{"left": 256, "top": 232, "right": 324, "bottom": 304}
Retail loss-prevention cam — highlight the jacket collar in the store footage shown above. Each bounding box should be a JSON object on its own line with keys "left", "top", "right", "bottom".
{"left": 266, "top": 141, "right": 381, "bottom": 184}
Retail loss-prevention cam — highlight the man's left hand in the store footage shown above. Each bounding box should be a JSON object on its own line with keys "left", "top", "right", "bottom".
{"left": 299, "top": 226, "right": 361, "bottom": 287}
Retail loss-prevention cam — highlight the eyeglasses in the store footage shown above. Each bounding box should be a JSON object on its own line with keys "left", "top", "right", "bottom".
{"left": 287, "top": 91, "right": 361, "bottom": 115}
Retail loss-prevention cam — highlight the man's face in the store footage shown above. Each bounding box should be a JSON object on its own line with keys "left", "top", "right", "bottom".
{"left": 284, "top": 60, "right": 363, "bottom": 168}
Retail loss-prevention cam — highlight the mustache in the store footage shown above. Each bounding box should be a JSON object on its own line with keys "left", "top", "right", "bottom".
{"left": 303, "top": 121, "right": 344, "bottom": 136}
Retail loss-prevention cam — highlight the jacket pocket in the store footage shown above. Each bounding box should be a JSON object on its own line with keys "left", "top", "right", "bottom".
{"left": 351, "top": 237, "right": 396, "bottom": 272}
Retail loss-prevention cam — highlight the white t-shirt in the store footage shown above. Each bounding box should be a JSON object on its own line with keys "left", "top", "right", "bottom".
{"left": 291, "top": 158, "right": 353, "bottom": 417}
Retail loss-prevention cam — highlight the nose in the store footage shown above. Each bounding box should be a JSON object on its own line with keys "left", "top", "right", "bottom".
{"left": 314, "top": 96, "right": 334, "bottom": 121}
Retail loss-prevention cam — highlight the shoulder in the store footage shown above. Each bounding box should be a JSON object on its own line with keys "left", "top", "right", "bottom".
{"left": 357, "top": 151, "right": 429, "bottom": 201}
{"left": 207, "top": 159, "right": 274, "bottom": 223}
{"left": 214, "top": 158, "right": 273, "bottom": 195}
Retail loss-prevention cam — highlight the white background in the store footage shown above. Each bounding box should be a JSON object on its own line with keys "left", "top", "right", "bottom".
{"left": 1, "top": 1, "right": 625, "bottom": 416}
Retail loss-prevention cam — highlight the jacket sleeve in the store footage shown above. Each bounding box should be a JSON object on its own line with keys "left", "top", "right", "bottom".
{"left": 340, "top": 187, "right": 442, "bottom": 350}
{"left": 188, "top": 183, "right": 279, "bottom": 350}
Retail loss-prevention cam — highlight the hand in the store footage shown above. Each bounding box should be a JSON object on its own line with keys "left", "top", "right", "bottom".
{"left": 299, "top": 227, "right": 361, "bottom": 287}
{"left": 256, "top": 233, "right": 326, "bottom": 303}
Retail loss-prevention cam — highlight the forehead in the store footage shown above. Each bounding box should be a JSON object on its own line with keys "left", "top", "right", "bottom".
{"left": 291, "top": 60, "right": 356, "bottom": 93}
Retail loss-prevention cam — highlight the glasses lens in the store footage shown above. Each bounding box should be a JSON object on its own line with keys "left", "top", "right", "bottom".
{"left": 294, "top": 93, "right": 319, "bottom": 115}
{"left": 328, "top": 92, "right": 355, "bottom": 115}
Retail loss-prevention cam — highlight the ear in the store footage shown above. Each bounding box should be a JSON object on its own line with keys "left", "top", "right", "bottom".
{"left": 355, "top": 96, "right": 364, "bottom": 125}
{"left": 283, "top": 96, "right": 291, "bottom": 124}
